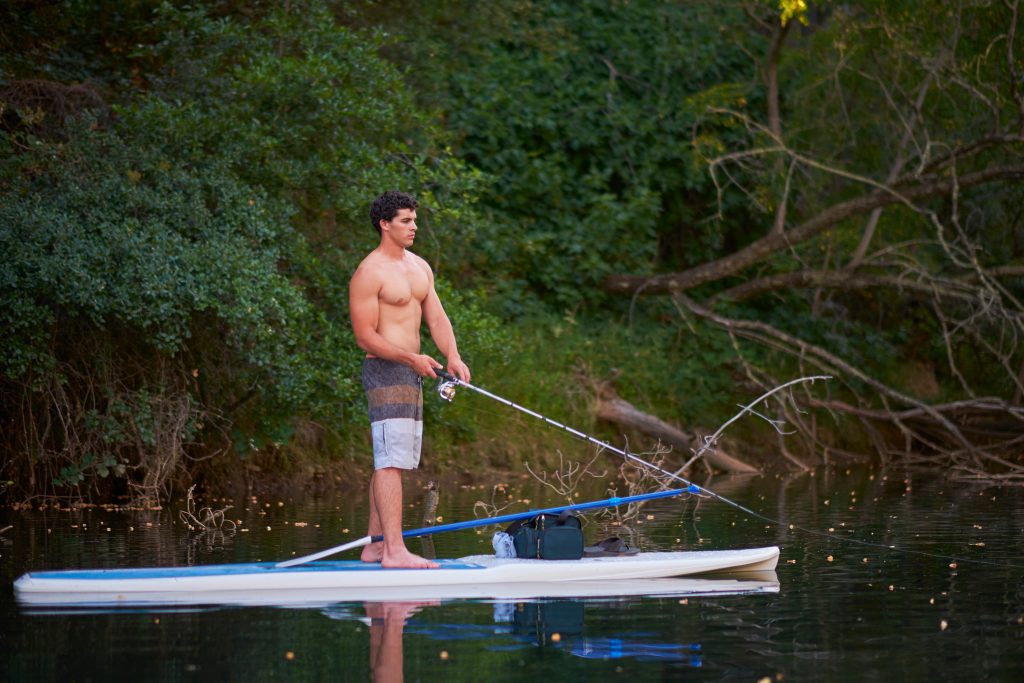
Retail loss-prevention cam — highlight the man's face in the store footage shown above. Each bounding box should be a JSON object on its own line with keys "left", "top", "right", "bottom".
{"left": 382, "top": 208, "right": 417, "bottom": 247}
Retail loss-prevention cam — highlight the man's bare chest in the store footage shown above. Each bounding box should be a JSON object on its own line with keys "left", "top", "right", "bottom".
{"left": 378, "top": 262, "right": 429, "bottom": 307}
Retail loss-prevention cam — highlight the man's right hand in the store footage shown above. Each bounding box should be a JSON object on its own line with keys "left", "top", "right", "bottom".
{"left": 408, "top": 354, "right": 442, "bottom": 378}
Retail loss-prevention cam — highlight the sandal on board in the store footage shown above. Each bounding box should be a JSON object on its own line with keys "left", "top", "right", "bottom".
{"left": 583, "top": 537, "right": 640, "bottom": 557}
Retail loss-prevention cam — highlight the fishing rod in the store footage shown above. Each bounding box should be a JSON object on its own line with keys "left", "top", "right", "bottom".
{"left": 433, "top": 368, "right": 770, "bottom": 520}
{"left": 435, "top": 370, "right": 1024, "bottom": 571}
{"left": 275, "top": 486, "right": 697, "bottom": 568}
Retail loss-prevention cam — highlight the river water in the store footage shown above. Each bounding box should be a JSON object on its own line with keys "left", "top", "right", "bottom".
{"left": 2, "top": 466, "right": 1023, "bottom": 681}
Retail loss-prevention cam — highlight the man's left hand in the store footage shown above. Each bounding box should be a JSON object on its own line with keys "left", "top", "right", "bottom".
{"left": 447, "top": 357, "right": 471, "bottom": 383}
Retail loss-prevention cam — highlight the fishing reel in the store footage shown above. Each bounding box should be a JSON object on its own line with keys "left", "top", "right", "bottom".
{"left": 437, "top": 378, "right": 458, "bottom": 402}
{"left": 434, "top": 367, "right": 459, "bottom": 402}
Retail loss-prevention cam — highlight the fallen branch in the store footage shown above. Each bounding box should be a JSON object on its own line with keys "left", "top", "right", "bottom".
{"left": 675, "top": 374, "right": 832, "bottom": 474}
{"left": 594, "top": 393, "right": 759, "bottom": 474}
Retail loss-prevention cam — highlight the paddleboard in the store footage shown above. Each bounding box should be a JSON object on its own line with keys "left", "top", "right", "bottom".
{"left": 14, "top": 546, "right": 779, "bottom": 607}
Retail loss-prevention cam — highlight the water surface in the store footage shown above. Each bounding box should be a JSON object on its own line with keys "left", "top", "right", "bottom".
{"left": 2, "top": 466, "right": 1023, "bottom": 681}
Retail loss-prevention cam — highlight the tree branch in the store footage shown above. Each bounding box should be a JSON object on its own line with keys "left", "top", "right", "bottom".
{"left": 604, "top": 165, "right": 1024, "bottom": 295}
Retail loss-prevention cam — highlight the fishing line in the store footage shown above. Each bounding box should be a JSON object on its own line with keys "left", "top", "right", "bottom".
{"left": 434, "top": 370, "right": 1024, "bottom": 572}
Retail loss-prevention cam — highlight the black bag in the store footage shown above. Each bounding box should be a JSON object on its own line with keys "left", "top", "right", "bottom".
{"left": 513, "top": 600, "right": 584, "bottom": 645}
{"left": 505, "top": 511, "right": 584, "bottom": 560}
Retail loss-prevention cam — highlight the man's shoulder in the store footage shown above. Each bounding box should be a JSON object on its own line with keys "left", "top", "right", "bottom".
{"left": 403, "top": 250, "right": 433, "bottom": 274}
{"left": 351, "top": 252, "right": 386, "bottom": 285}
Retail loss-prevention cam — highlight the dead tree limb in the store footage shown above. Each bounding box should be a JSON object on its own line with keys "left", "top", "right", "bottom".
{"left": 604, "top": 164, "right": 1024, "bottom": 296}
{"left": 593, "top": 390, "right": 760, "bottom": 474}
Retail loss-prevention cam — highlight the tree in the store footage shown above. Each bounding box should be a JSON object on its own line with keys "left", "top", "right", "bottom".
{"left": 603, "top": 1, "right": 1024, "bottom": 480}
{"left": 0, "top": 0, "right": 491, "bottom": 502}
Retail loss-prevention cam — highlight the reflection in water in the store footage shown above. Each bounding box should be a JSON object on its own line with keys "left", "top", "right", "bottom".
{"left": 327, "top": 592, "right": 732, "bottom": 679}
{"left": 364, "top": 601, "right": 439, "bottom": 683}
{"left": 495, "top": 600, "right": 703, "bottom": 665}
{"left": 8, "top": 468, "right": 1022, "bottom": 680}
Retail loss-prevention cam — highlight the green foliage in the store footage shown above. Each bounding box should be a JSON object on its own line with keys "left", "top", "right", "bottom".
{"left": 53, "top": 453, "right": 124, "bottom": 488}
{"left": 0, "top": 0, "right": 496, "bottom": 499}
{"left": 0, "top": 0, "right": 164, "bottom": 87}
{"left": 0, "top": 119, "right": 304, "bottom": 379}
{"left": 3, "top": 0, "right": 1020, "bottom": 497}
{"left": 389, "top": 0, "right": 760, "bottom": 309}
{"left": 132, "top": 3, "right": 417, "bottom": 218}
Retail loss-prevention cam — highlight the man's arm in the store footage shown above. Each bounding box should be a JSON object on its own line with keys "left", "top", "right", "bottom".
{"left": 421, "top": 265, "right": 472, "bottom": 383}
{"left": 349, "top": 265, "right": 441, "bottom": 377}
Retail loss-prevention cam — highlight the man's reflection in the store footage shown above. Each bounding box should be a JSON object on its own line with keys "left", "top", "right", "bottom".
{"left": 364, "top": 601, "right": 438, "bottom": 683}
{"left": 359, "top": 594, "right": 713, "bottom": 677}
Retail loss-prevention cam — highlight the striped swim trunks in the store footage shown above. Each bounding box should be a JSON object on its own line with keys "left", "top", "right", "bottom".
{"left": 362, "top": 358, "right": 424, "bottom": 470}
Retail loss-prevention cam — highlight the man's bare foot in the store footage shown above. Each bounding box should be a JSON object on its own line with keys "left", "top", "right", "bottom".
{"left": 381, "top": 547, "right": 440, "bottom": 569}
{"left": 361, "top": 542, "right": 384, "bottom": 563}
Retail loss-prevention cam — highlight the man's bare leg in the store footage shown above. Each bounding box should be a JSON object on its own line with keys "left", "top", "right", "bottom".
{"left": 373, "top": 467, "right": 438, "bottom": 569}
{"left": 361, "top": 475, "right": 384, "bottom": 563}
{"left": 365, "top": 601, "right": 439, "bottom": 683}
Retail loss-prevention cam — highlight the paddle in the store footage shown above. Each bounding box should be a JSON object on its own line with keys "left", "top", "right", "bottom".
{"left": 275, "top": 486, "right": 697, "bottom": 568}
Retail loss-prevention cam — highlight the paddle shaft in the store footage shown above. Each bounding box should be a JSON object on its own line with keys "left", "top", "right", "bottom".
{"left": 275, "top": 486, "right": 692, "bottom": 568}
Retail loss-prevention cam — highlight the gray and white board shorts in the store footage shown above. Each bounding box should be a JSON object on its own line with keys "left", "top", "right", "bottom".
{"left": 362, "top": 358, "right": 423, "bottom": 470}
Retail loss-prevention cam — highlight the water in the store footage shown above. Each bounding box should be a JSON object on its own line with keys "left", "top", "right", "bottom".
{"left": 3, "top": 466, "right": 1024, "bottom": 681}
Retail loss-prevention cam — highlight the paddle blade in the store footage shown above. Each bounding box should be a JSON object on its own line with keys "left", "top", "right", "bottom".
{"left": 275, "top": 536, "right": 373, "bottom": 568}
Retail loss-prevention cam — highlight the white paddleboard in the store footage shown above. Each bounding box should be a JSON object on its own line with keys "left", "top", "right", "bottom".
{"left": 14, "top": 546, "right": 780, "bottom": 607}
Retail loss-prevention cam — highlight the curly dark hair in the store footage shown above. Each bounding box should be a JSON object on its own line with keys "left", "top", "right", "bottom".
{"left": 369, "top": 191, "right": 418, "bottom": 234}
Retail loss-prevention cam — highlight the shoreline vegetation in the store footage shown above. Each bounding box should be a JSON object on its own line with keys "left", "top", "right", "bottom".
{"left": 2, "top": 1, "right": 1022, "bottom": 508}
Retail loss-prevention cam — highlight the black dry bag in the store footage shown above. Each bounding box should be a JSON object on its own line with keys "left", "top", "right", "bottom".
{"left": 505, "top": 511, "right": 584, "bottom": 560}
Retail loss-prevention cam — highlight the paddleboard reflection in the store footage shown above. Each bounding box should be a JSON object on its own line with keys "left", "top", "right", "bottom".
{"left": 313, "top": 572, "right": 779, "bottom": 680}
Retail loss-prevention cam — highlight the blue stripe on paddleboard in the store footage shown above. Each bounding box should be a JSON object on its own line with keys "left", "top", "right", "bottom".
{"left": 27, "top": 559, "right": 484, "bottom": 581}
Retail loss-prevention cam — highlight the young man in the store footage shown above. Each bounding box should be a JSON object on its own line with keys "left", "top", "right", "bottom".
{"left": 349, "top": 191, "right": 471, "bottom": 569}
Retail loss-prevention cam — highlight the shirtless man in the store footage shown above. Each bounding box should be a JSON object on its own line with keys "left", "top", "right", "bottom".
{"left": 349, "top": 191, "right": 471, "bottom": 569}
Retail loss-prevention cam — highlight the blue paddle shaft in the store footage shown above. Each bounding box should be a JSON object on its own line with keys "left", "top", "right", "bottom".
{"left": 370, "top": 486, "right": 699, "bottom": 543}
{"left": 276, "top": 485, "right": 699, "bottom": 567}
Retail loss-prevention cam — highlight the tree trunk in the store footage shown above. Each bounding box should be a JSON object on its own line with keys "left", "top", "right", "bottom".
{"left": 594, "top": 395, "right": 760, "bottom": 474}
